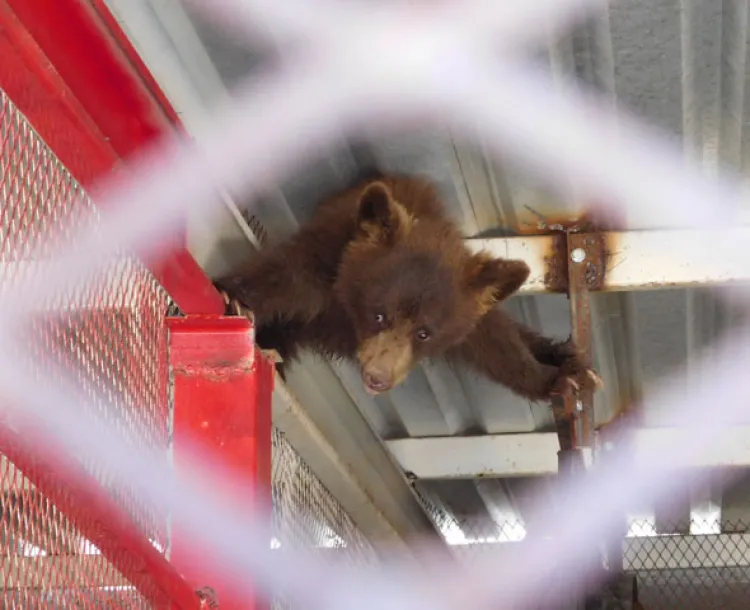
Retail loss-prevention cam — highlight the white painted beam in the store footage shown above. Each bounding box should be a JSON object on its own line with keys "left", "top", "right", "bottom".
{"left": 388, "top": 433, "right": 561, "bottom": 479}
{"left": 387, "top": 426, "right": 750, "bottom": 479}
{"left": 467, "top": 227, "right": 750, "bottom": 294}
{"left": 467, "top": 236, "right": 554, "bottom": 294}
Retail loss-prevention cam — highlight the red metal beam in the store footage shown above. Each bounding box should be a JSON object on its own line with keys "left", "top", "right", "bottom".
{"left": 168, "top": 316, "right": 274, "bottom": 610}
{"left": 0, "top": 0, "right": 225, "bottom": 315}
{"left": 87, "top": 0, "right": 184, "bottom": 129}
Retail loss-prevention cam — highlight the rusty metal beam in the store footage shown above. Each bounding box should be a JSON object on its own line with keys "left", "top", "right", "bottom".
{"left": 565, "top": 232, "right": 605, "bottom": 448}
{"left": 543, "top": 229, "right": 605, "bottom": 453}
{"left": 467, "top": 227, "right": 750, "bottom": 295}
{"left": 558, "top": 232, "right": 605, "bottom": 603}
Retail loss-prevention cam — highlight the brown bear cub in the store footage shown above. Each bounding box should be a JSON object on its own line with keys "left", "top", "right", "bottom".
{"left": 214, "top": 174, "right": 602, "bottom": 401}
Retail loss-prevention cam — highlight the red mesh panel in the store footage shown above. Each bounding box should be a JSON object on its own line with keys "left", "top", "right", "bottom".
{"left": 0, "top": 460, "right": 153, "bottom": 608}
{"left": 0, "top": 87, "right": 178, "bottom": 606}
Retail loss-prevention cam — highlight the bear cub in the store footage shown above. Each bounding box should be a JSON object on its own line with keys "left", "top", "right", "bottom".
{"left": 215, "top": 174, "right": 602, "bottom": 401}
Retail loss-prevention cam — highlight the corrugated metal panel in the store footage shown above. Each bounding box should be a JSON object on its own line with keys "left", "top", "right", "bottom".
{"left": 178, "top": 1, "right": 750, "bottom": 543}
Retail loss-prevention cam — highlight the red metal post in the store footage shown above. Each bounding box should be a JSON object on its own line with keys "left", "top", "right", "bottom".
{"left": 168, "top": 316, "right": 274, "bottom": 610}
{"left": 0, "top": 0, "right": 226, "bottom": 315}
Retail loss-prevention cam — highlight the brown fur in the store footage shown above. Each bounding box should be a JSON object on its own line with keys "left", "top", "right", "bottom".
{"left": 215, "top": 174, "right": 600, "bottom": 400}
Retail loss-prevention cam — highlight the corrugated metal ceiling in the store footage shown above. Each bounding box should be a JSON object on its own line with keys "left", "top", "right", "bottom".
{"left": 176, "top": 0, "right": 750, "bottom": 544}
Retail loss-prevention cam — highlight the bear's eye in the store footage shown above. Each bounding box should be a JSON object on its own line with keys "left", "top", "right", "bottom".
{"left": 374, "top": 313, "right": 385, "bottom": 326}
{"left": 416, "top": 328, "right": 431, "bottom": 342}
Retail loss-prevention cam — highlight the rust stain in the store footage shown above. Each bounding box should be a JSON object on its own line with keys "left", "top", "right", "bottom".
{"left": 516, "top": 204, "right": 624, "bottom": 449}
{"left": 551, "top": 400, "right": 576, "bottom": 451}
{"left": 596, "top": 395, "right": 645, "bottom": 438}
{"left": 574, "top": 232, "right": 608, "bottom": 292}
{"left": 559, "top": 229, "right": 612, "bottom": 447}
{"left": 522, "top": 205, "right": 620, "bottom": 293}
{"left": 516, "top": 204, "right": 627, "bottom": 237}
{"left": 542, "top": 234, "right": 568, "bottom": 293}
{"left": 173, "top": 356, "right": 257, "bottom": 381}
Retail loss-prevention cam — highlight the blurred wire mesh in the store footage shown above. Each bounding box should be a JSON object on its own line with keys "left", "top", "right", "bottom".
{"left": 0, "top": 83, "right": 174, "bottom": 607}
{"left": 413, "top": 481, "right": 750, "bottom": 610}
{"left": 6, "top": 0, "right": 750, "bottom": 608}
{"left": 626, "top": 518, "right": 750, "bottom": 610}
{"left": 2, "top": 85, "right": 380, "bottom": 607}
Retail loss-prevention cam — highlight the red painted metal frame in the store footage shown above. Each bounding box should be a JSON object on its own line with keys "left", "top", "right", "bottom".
{"left": 0, "top": 0, "right": 252, "bottom": 605}
{"left": 0, "top": 0, "right": 225, "bottom": 315}
{"left": 168, "top": 316, "right": 274, "bottom": 610}
{"left": 0, "top": 417, "right": 200, "bottom": 609}
{"left": 0, "top": 1, "right": 275, "bottom": 605}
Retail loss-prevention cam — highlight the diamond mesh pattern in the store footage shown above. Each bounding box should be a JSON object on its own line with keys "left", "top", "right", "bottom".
{"left": 271, "top": 427, "right": 378, "bottom": 610}
{"left": 625, "top": 518, "right": 750, "bottom": 610}
{"left": 415, "top": 483, "right": 750, "bottom": 607}
{"left": 0, "top": 89, "right": 174, "bottom": 605}
{"left": 409, "top": 480, "right": 528, "bottom": 563}
{"left": 1, "top": 88, "right": 381, "bottom": 608}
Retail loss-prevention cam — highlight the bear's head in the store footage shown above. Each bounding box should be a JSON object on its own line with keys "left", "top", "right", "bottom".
{"left": 334, "top": 180, "right": 530, "bottom": 395}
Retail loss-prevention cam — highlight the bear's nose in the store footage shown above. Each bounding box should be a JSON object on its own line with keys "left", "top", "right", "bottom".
{"left": 362, "top": 370, "right": 392, "bottom": 394}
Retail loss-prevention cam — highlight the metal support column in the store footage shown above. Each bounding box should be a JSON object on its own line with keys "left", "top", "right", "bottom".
{"left": 557, "top": 448, "right": 590, "bottom": 610}
{"left": 562, "top": 230, "right": 637, "bottom": 607}
{"left": 558, "top": 231, "right": 606, "bottom": 609}
{"left": 564, "top": 232, "right": 604, "bottom": 449}
{"left": 168, "top": 316, "right": 274, "bottom": 610}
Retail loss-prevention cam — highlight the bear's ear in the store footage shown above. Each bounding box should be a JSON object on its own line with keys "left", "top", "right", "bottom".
{"left": 465, "top": 254, "right": 530, "bottom": 312}
{"left": 357, "top": 181, "right": 409, "bottom": 242}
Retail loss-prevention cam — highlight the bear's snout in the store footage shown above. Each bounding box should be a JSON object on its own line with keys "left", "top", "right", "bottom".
{"left": 357, "top": 327, "right": 414, "bottom": 394}
{"left": 362, "top": 369, "right": 393, "bottom": 395}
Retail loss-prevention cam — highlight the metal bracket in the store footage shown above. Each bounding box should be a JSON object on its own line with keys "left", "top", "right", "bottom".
{"left": 566, "top": 232, "right": 605, "bottom": 448}
{"left": 561, "top": 232, "right": 634, "bottom": 586}
{"left": 549, "top": 231, "right": 605, "bottom": 452}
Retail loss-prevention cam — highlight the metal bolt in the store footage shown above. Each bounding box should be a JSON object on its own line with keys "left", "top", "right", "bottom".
{"left": 571, "top": 247, "right": 586, "bottom": 263}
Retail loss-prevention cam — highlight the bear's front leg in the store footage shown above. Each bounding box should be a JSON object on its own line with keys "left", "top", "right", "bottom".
{"left": 450, "top": 308, "right": 602, "bottom": 402}
{"left": 516, "top": 326, "right": 604, "bottom": 398}
{"left": 213, "top": 248, "right": 329, "bottom": 327}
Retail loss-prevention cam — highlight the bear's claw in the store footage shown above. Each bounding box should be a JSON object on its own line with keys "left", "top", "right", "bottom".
{"left": 549, "top": 376, "right": 578, "bottom": 398}
{"left": 549, "top": 366, "right": 603, "bottom": 399}
{"left": 219, "top": 290, "right": 248, "bottom": 318}
{"left": 587, "top": 369, "right": 605, "bottom": 389}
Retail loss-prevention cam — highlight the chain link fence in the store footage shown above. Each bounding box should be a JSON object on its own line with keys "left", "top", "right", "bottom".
{"left": 625, "top": 518, "right": 750, "bottom": 610}
{"left": 413, "top": 479, "right": 750, "bottom": 608}
{"left": 408, "top": 480, "right": 528, "bottom": 565}
{"left": 271, "top": 427, "right": 378, "bottom": 610}
{"left": 409, "top": 489, "right": 595, "bottom": 610}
